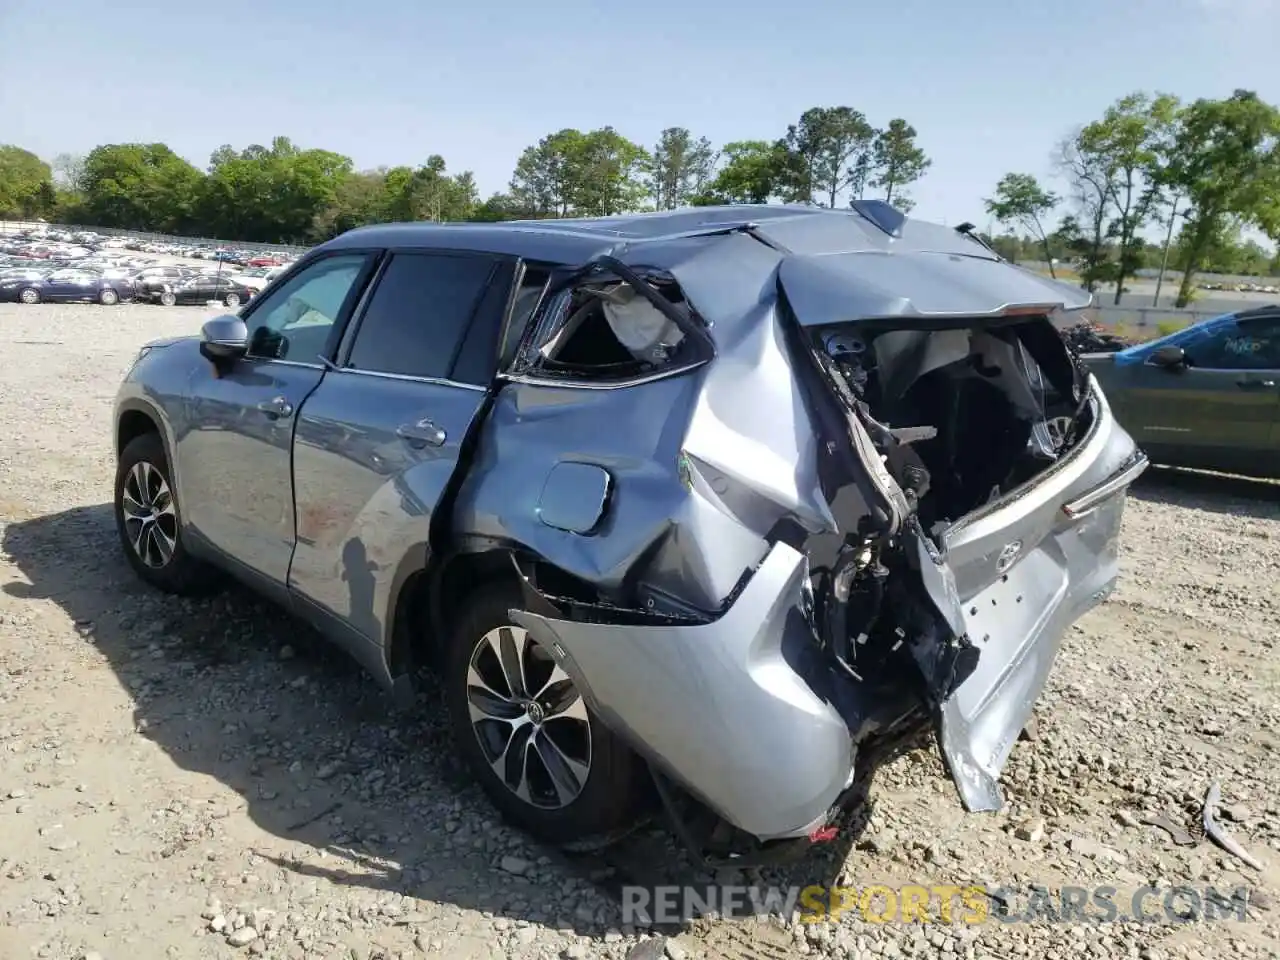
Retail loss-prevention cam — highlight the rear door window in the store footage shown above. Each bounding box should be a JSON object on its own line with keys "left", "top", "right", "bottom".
{"left": 344, "top": 252, "right": 498, "bottom": 381}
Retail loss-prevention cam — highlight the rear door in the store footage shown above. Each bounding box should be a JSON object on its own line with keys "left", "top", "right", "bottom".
{"left": 288, "top": 249, "right": 515, "bottom": 648}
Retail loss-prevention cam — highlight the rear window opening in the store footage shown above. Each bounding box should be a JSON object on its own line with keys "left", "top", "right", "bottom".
{"left": 815, "top": 316, "right": 1093, "bottom": 533}
{"left": 513, "top": 270, "right": 707, "bottom": 382}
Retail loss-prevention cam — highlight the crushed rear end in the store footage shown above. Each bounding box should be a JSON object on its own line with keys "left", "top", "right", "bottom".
{"left": 471, "top": 209, "right": 1146, "bottom": 862}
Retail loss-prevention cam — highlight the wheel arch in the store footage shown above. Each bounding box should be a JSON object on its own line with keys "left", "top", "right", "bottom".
{"left": 384, "top": 542, "right": 521, "bottom": 683}
{"left": 115, "top": 398, "right": 184, "bottom": 507}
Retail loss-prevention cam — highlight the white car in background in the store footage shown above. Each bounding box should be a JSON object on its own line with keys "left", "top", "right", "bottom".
{"left": 230, "top": 266, "right": 285, "bottom": 293}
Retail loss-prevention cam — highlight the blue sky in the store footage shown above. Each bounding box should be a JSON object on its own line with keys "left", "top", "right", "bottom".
{"left": 3, "top": 0, "right": 1277, "bottom": 231}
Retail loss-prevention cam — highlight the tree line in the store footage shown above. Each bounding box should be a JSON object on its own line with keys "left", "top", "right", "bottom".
{"left": 0, "top": 106, "right": 929, "bottom": 244}
{"left": 1, "top": 91, "right": 1277, "bottom": 303}
{"left": 983, "top": 89, "right": 1280, "bottom": 306}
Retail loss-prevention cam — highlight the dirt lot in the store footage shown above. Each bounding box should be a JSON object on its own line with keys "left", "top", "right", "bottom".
{"left": 0, "top": 303, "right": 1277, "bottom": 960}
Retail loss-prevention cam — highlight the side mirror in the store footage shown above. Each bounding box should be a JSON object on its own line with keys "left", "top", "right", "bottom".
{"left": 199, "top": 314, "right": 249, "bottom": 364}
{"left": 1149, "top": 344, "right": 1187, "bottom": 370}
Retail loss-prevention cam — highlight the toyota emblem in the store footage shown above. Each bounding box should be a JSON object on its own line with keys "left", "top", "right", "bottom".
{"left": 996, "top": 540, "right": 1022, "bottom": 573}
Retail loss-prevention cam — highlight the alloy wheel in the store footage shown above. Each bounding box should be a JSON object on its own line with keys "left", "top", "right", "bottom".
{"left": 120, "top": 461, "right": 178, "bottom": 568}
{"left": 100, "top": 289, "right": 118, "bottom": 305}
{"left": 19, "top": 288, "right": 38, "bottom": 304}
{"left": 225, "top": 293, "right": 241, "bottom": 307}
{"left": 466, "top": 625, "right": 592, "bottom": 809}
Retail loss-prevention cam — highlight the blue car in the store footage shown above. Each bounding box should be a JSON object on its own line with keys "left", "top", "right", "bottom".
{"left": 0, "top": 268, "right": 137, "bottom": 305}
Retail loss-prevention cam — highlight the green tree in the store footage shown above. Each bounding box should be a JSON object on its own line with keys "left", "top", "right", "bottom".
{"left": 1084, "top": 93, "right": 1181, "bottom": 303}
{"left": 692, "top": 140, "right": 788, "bottom": 205}
{"left": 845, "top": 152, "right": 874, "bottom": 204}
{"left": 81, "top": 143, "right": 204, "bottom": 232}
{"left": 199, "top": 137, "right": 353, "bottom": 243}
{"left": 647, "top": 127, "right": 716, "bottom": 210}
{"left": 382, "top": 155, "right": 477, "bottom": 224}
{"left": 0, "top": 145, "right": 56, "bottom": 219}
{"left": 1166, "top": 90, "right": 1280, "bottom": 306}
{"left": 471, "top": 193, "right": 527, "bottom": 222}
{"left": 984, "top": 173, "right": 1061, "bottom": 277}
{"left": 51, "top": 153, "right": 87, "bottom": 194}
{"left": 1055, "top": 132, "right": 1112, "bottom": 291}
{"left": 510, "top": 129, "right": 583, "bottom": 218}
{"left": 783, "top": 107, "right": 876, "bottom": 207}
{"left": 870, "top": 119, "right": 930, "bottom": 208}
{"left": 312, "top": 170, "right": 391, "bottom": 239}
{"left": 562, "top": 127, "right": 648, "bottom": 216}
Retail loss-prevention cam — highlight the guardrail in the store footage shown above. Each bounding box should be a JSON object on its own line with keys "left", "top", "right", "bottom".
{"left": 0, "top": 220, "right": 310, "bottom": 255}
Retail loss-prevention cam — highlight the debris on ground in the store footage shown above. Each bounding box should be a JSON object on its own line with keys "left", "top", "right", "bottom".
{"left": 1203, "top": 781, "right": 1264, "bottom": 871}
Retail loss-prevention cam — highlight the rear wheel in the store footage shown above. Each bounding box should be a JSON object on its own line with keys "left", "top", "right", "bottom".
{"left": 99, "top": 287, "right": 119, "bottom": 305}
{"left": 444, "top": 581, "right": 642, "bottom": 847}
{"left": 114, "top": 432, "right": 220, "bottom": 595}
{"left": 18, "top": 287, "right": 39, "bottom": 304}
{"left": 159, "top": 291, "right": 176, "bottom": 306}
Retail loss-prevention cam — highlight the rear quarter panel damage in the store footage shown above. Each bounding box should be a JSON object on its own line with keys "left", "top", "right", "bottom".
{"left": 510, "top": 542, "right": 856, "bottom": 842}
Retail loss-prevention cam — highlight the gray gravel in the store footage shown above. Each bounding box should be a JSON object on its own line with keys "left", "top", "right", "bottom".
{"left": 0, "top": 302, "right": 1277, "bottom": 960}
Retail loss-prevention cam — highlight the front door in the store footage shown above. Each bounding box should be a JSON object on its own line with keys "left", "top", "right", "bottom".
{"left": 289, "top": 250, "right": 513, "bottom": 648}
{"left": 177, "top": 252, "right": 376, "bottom": 594}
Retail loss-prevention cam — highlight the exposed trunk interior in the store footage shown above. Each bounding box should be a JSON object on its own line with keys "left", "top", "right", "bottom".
{"left": 790, "top": 312, "right": 1097, "bottom": 747}
{"left": 816, "top": 315, "right": 1092, "bottom": 538}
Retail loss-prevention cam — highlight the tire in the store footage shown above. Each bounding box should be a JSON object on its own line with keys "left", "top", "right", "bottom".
{"left": 99, "top": 287, "right": 119, "bottom": 305}
{"left": 444, "top": 581, "right": 642, "bottom": 847}
{"left": 159, "top": 292, "right": 176, "bottom": 306}
{"left": 114, "top": 432, "right": 220, "bottom": 596}
{"left": 18, "top": 287, "right": 39, "bottom": 304}
{"left": 223, "top": 293, "right": 241, "bottom": 308}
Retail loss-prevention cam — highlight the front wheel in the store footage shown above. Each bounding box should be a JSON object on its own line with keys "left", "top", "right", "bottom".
{"left": 223, "top": 292, "right": 241, "bottom": 308}
{"left": 99, "top": 287, "right": 119, "bottom": 305}
{"left": 114, "top": 432, "right": 220, "bottom": 595}
{"left": 18, "top": 287, "right": 39, "bottom": 304}
{"left": 444, "top": 582, "right": 643, "bottom": 847}
{"left": 159, "top": 291, "right": 176, "bottom": 306}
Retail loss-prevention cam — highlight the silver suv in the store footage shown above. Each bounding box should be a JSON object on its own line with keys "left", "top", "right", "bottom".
{"left": 112, "top": 204, "right": 1146, "bottom": 864}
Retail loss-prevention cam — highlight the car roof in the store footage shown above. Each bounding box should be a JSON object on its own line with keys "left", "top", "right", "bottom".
{"left": 317, "top": 203, "right": 995, "bottom": 265}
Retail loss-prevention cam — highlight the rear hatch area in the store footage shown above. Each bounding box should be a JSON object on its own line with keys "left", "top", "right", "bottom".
{"left": 778, "top": 251, "right": 1148, "bottom": 811}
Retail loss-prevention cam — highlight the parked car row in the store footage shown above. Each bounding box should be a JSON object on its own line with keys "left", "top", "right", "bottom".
{"left": 8, "top": 226, "right": 302, "bottom": 268}
{"left": 1198, "top": 279, "right": 1280, "bottom": 294}
{"left": 0, "top": 230, "right": 289, "bottom": 307}
{"left": 0, "top": 261, "right": 259, "bottom": 307}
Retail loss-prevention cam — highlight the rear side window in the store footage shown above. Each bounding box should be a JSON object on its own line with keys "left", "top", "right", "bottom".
{"left": 346, "top": 252, "right": 496, "bottom": 381}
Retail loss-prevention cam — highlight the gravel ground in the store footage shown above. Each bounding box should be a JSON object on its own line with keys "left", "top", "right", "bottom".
{"left": 1, "top": 303, "right": 1277, "bottom": 960}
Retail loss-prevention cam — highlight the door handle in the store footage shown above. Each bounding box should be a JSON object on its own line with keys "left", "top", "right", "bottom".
{"left": 396, "top": 418, "right": 447, "bottom": 447}
{"left": 256, "top": 396, "right": 294, "bottom": 419}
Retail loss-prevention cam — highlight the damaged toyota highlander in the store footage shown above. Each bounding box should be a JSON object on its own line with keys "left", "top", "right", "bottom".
{"left": 112, "top": 203, "right": 1147, "bottom": 865}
